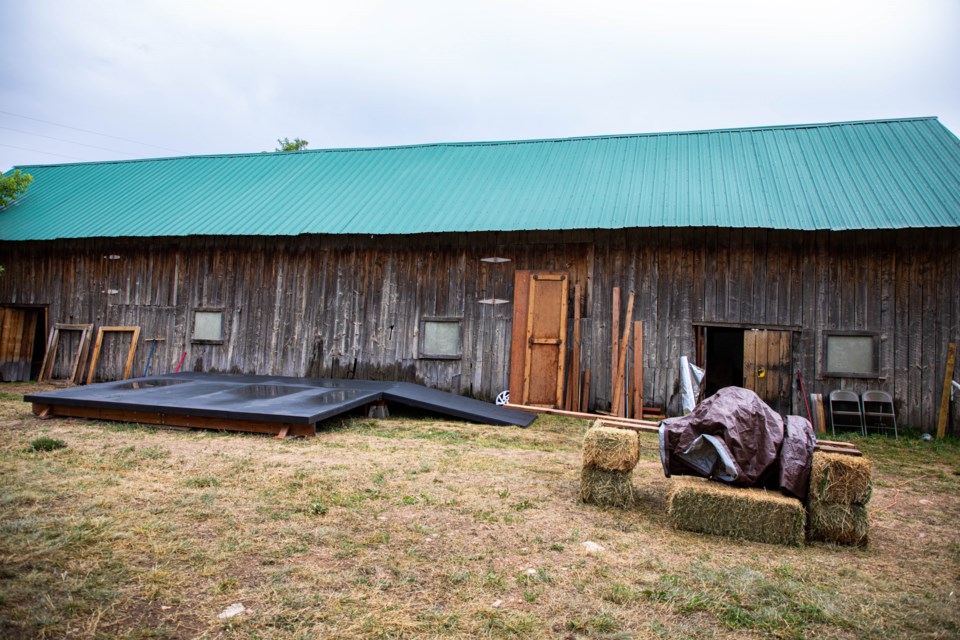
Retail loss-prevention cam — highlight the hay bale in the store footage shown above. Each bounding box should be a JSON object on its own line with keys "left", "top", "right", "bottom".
{"left": 808, "top": 502, "right": 870, "bottom": 546}
{"left": 809, "top": 452, "right": 872, "bottom": 505}
{"left": 579, "top": 466, "right": 635, "bottom": 508}
{"left": 582, "top": 425, "right": 640, "bottom": 472}
{"left": 667, "top": 477, "right": 805, "bottom": 546}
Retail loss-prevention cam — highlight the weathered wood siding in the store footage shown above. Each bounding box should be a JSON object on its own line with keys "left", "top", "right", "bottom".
{"left": 1, "top": 227, "right": 957, "bottom": 432}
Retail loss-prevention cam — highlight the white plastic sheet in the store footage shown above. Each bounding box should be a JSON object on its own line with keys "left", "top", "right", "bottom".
{"left": 679, "top": 355, "right": 706, "bottom": 414}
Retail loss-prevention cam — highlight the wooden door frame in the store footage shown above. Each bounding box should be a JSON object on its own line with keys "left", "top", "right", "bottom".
{"left": 694, "top": 321, "right": 799, "bottom": 414}
{"left": 0, "top": 304, "right": 49, "bottom": 381}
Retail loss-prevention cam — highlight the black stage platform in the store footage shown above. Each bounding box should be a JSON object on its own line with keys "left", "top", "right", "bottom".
{"left": 26, "top": 372, "right": 535, "bottom": 436}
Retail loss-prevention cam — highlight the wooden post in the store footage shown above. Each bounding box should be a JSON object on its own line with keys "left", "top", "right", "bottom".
{"left": 611, "top": 287, "right": 620, "bottom": 411}
{"left": 565, "top": 283, "right": 582, "bottom": 411}
{"left": 632, "top": 320, "right": 643, "bottom": 419}
{"left": 612, "top": 291, "right": 635, "bottom": 417}
{"left": 937, "top": 342, "right": 957, "bottom": 439}
{"left": 811, "top": 393, "right": 827, "bottom": 435}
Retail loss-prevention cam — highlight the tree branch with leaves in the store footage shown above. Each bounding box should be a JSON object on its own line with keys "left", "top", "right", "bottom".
{"left": 0, "top": 169, "right": 33, "bottom": 209}
{"left": 275, "top": 137, "right": 309, "bottom": 152}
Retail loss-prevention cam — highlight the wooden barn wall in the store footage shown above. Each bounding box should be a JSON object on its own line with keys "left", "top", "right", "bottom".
{"left": 0, "top": 227, "right": 957, "bottom": 433}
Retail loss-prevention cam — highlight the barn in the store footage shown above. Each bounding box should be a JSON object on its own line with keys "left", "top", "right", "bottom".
{"left": 1, "top": 117, "right": 959, "bottom": 433}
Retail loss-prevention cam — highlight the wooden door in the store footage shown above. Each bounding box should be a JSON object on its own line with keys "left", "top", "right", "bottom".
{"left": 509, "top": 271, "right": 568, "bottom": 407}
{"left": 0, "top": 307, "right": 40, "bottom": 381}
{"left": 743, "top": 329, "right": 793, "bottom": 414}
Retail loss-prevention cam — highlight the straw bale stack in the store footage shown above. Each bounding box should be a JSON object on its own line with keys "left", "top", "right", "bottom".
{"left": 579, "top": 466, "right": 636, "bottom": 508}
{"left": 807, "top": 452, "right": 871, "bottom": 546}
{"left": 580, "top": 422, "right": 639, "bottom": 508}
{"left": 582, "top": 426, "right": 640, "bottom": 472}
{"left": 667, "top": 477, "right": 806, "bottom": 546}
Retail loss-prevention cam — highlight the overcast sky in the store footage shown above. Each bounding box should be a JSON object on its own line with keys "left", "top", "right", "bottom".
{"left": 2, "top": 0, "right": 958, "bottom": 171}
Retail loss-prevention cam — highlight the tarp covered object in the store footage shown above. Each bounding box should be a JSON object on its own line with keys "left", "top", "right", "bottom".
{"left": 659, "top": 387, "right": 814, "bottom": 497}
{"left": 779, "top": 416, "right": 816, "bottom": 500}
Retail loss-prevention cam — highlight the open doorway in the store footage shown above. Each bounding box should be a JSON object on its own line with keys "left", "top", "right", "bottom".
{"left": 699, "top": 325, "right": 794, "bottom": 415}
{"left": 0, "top": 305, "right": 48, "bottom": 381}
{"left": 704, "top": 327, "right": 744, "bottom": 397}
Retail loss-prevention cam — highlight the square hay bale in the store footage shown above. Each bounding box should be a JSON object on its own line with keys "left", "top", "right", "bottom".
{"left": 667, "top": 477, "right": 805, "bottom": 547}
{"left": 809, "top": 452, "right": 872, "bottom": 505}
{"left": 808, "top": 502, "right": 869, "bottom": 546}
{"left": 580, "top": 466, "right": 635, "bottom": 508}
{"left": 582, "top": 425, "right": 640, "bottom": 473}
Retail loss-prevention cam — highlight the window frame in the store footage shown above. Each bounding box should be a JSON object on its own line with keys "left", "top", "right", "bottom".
{"left": 191, "top": 308, "right": 225, "bottom": 345}
{"left": 822, "top": 330, "right": 880, "bottom": 378}
{"left": 418, "top": 316, "right": 463, "bottom": 360}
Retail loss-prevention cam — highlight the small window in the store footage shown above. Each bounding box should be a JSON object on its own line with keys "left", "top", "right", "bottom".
{"left": 419, "top": 317, "right": 462, "bottom": 359}
{"left": 193, "top": 310, "right": 224, "bottom": 343}
{"left": 823, "top": 331, "right": 878, "bottom": 377}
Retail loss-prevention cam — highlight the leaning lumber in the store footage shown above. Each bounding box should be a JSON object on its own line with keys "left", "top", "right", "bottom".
{"left": 667, "top": 477, "right": 806, "bottom": 546}
{"left": 612, "top": 291, "right": 635, "bottom": 417}
{"left": 504, "top": 403, "right": 660, "bottom": 427}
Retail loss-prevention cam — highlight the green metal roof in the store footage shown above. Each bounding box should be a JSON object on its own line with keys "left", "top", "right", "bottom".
{"left": 2, "top": 117, "right": 960, "bottom": 241}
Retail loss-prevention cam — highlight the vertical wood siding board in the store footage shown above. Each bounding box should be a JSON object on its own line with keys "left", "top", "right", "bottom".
{"left": 740, "top": 229, "right": 754, "bottom": 323}
{"left": 731, "top": 228, "right": 744, "bottom": 323}
{"left": 803, "top": 231, "right": 828, "bottom": 393}
{"left": 771, "top": 231, "right": 785, "bottom": 326}
{"left": 906, "top": 241, "right": 923, "bottom": 427}
{"left": 920, "top": 237, "right": 937, "bottom": 429}
{"left": 678, "top": 231, "right": 694, "bottom": 370}
{"left": 701, "top": 228, "right": 715, "bottom": 322}
{"left": 953, "top": 232, "right": 960, "bottom": 433}
{"left": 877, "top": 234, "right": 893, "bottom": 382}
{"left": 785, "top": 232, "right": 799, "bottom": 327}
{"left": 892, "top": 241, "right": 908, "bottom": 417}
{"left": 690, "top": 230, "right": 703, "bottom": 324}
{"left": 655, "top": 229, "right": 674, "bottom": 411}
{"left": 715, "top": 228, "right": 729, "bottom": 321}
{"left": 940, "top": 232, "right": 956, "bottom": 433}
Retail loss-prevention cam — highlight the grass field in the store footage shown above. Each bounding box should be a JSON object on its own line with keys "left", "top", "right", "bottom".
{"left": 1, "top": 382, "right": 958, "bottom": 639}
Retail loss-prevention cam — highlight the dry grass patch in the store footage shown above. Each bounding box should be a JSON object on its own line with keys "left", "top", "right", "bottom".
{"left": 1, "top": 384, "right": 958, "bottom": 639}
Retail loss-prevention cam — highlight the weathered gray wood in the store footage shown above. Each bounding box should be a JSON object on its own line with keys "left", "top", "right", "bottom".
{"left": 0, "top": 229, "right": 957, "bottom": 432}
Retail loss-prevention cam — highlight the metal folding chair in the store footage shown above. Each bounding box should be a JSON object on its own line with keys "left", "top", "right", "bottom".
{"left": 862, "top": 390, "right": 898, "bottom": 439}
{"left": 829, "top": 390, "right": 864, "bottom": 437}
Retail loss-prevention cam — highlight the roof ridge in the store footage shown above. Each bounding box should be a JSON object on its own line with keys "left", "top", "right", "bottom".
{"left": 10, "top": 117, "right": 940, "bottom": 171}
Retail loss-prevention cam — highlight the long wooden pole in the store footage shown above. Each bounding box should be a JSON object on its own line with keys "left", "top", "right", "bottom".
{"left": 566, "top": 283, "right": 582, "bottom": 411}
{"left": 611, "top": 287, "right": 620, "bottom": 411}
{"left": 632, "top": 320, "right": 643, "bottom": 419}
{"left": 612, "top": 291, "right": 635, "bottom": 417}
{"left": 506, "top": 402, "right": 659, "bottom": 427}
{"left": 937, "top": 342, "right": 957, "bottom": 439}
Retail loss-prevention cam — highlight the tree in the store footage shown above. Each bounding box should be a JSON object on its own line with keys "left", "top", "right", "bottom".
{"left": 0, "top": 169, "right": 33, "bottom": 209}
{"left": 275, "top": 137, "right": 309, "bottom": 152}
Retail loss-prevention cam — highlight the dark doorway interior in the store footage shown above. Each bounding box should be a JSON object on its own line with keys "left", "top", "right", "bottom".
{"left": 704, "top": 327, "right": 743, "bottom": 397}
{"left": 0, "top": 306, "right": 47, "bottom": 382}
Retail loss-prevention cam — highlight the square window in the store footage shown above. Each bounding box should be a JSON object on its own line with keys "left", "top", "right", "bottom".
{"left": 824, "top": 332, "right": 878, "bottom": 377}
{"left": 419, "top": 318, "right": 462, "bottom": 359}
{"left": 193, "top": 310, "right": 224, "bottom": 342}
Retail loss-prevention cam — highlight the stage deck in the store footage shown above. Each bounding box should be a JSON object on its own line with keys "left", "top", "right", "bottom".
{"left": 26, "top": 372, "right": 535, "bottom": 436}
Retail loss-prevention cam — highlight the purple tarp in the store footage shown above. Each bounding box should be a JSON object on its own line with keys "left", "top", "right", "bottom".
{"left": 659, "top": 386, "right": 815, "bottom": 499}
